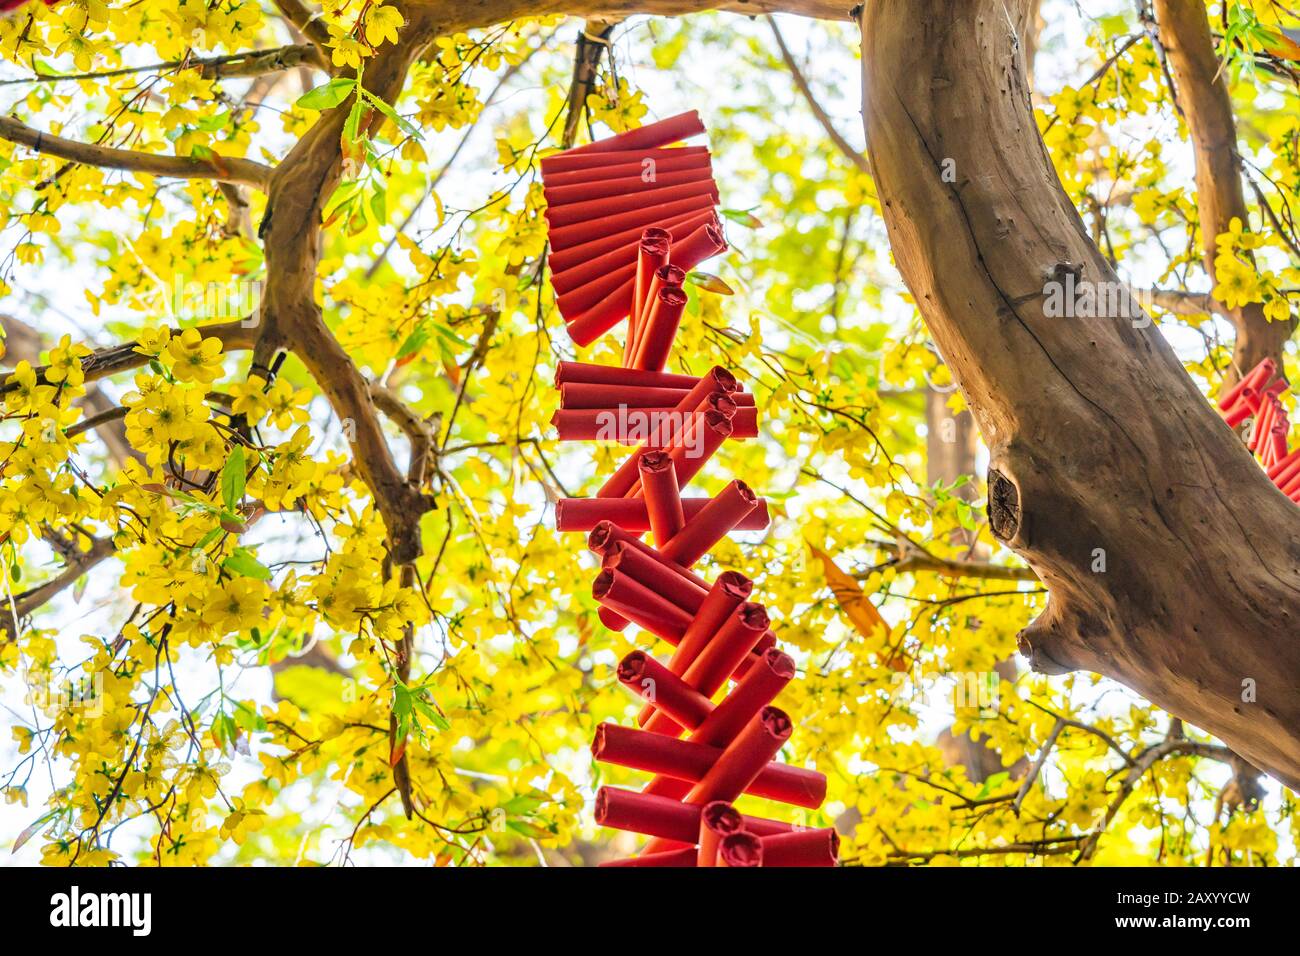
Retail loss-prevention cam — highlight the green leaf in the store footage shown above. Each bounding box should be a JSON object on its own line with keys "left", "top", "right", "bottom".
{"left": 433, "top": 322, "right": 473, "bottom": 349}
{"left": 231, "top": 698, "right": 268, "bottom": 733}
{"left": 211, "top": 709, "right": 243, "bottom": 754}
{"left": 391, "top": 682, "right": 415, "bottom": 747}
{"left": 343, "top": 96, "right": 364, "bottom": 145}
{"left": 975, "top": 771, "right": 1011, "bottom": 800}
{"left": 685, "top": 271, "right": 735, "bottom": 295}
{"left": 396, "top": 323, "right": 430, "bottom": 360}
{"left": 195, "top": 110, "right": 231, "bottom": 132}
{"left": 506, "top": 819, "right": 549, "bottom": 839}
{"left": 223, "top": 547, "right": 272, "bottom": 581}
{"left": 361, "top": 91, "right": 422, "bottom": 140}
{"left": 501, "top": 793, "right": 545, "bottom": 816}
{"left": 12, "top": 808, "right": 61, "bottom": 854}
{"left": 721, "top": 207, "right": 763, "bottom": 229}
{"left": 297, "top": 78, "right": 356, "bottom": 111}
{"left": 220, "top": 445, "right": 246, "bottom": 513}
{"left": 413, "top": 696, "right": 451, "bottom": 732}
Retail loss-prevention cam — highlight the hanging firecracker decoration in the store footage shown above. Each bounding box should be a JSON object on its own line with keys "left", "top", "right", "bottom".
{"left": 539, "top": 112, "right": 836, "bottom": 866}
{"left": 1217, "top": 358, "right": 1300, "bottom": 503}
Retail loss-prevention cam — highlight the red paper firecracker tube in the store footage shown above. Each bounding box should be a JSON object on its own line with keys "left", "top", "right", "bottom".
{"left": 1217, "top": 358, "right": 1276, "bottom": 410}
{"left": 593, "top": 569, "right": 692, "bottom": 641}
{"left": 627, "top": 263, "right": 686, "bottom": 361}
{"left": 632, "top": 284, "right": 691, "bottom": 372}
{"left": 601, "top": 542, "right": 705, "bottom": 615}
{"left": 557, "top": 111, "right": 706, "bottom": 157}
{"left": 545, "top": 180, "right": 720, "bottom": 230}
{"left": 629, "top": 229, "right": 672, "bottom": 357}
{"left": 597, "top": 847, "right": 699, "bottom": 867}
{"left": 697, "top": 801, "right": 744, "bottom": 867}
{"left": 542, "top": 150, "right": 710, "bottom": 184}
{"left": 636, "top": 570, "right": 752, "bottom": 731}
{"left": 617, "top": 651, "right": 714, "bottom": 730}
{"left": 554, "top": 496, "right": 769, "bottom": 533}
{"left": 591, "top": 722, "right": 825, "bottom": 808}
{"left": 658, "top": 479, "right": 759, "bottom": 566}
{"left": 642, "top": 601, "right": 770, "bottom": 735}
{"left": 594, "top": 786, "right": 792, "bottom": 844}
{"left": 598, "top": 367, "right": 740, "bottom": 498}
{"left": 539, "top": 143, "right": 709, "bottom": 175}
{"left": 559, "top": 382, "right": 703, "bottom": 409}
{"left": 588, "top": 520, "right": 707, "bottom": 588}
{"left": 623, "top": 407, "right": 735, "bottom": 497}
{"left": 639, "top": 450, "right": 686, "bottom": 545}
{"left": 760, "top": 828, "right": 840, "bottom": 867}
{"left": 718, "top": 832, "right": 764, "bottom": 868}
{"left": 671, "top": 221, "right": 729, "bottom": 273}
{"left": 549, "top": 194, "right": 719, "bottom": 253}
{"left": 548, "top": 209, "right": 717, "bottom": 273}
{"left": 543, "top": 168, "right": 716, "bottom": 206}
{"left": 552, "top": 404, "right": 757, "bottom": 442}
{"left": 555, "top": 360, "right": 701, "bottom": 390}
{"left": 644, "top": 648, "right": 806, "bottom": 799}
{"left": 684, "top": 705, "right": 793, "bottom": 805}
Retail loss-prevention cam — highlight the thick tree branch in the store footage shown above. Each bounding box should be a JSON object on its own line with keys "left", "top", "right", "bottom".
{"left": 872, "top": 552, "right": 1039, "bottom": 583}
{"left": 369, "top": 382, "right": 435, "bottom": 484}
{"left": 64, "top": 405, "right": 128, "bottom": 441}
{"left": 861, "top": 0, "right": 1300, "bottom": 788}
{"left": 255, "top": 2, "right": 440, "bottom": 565}
{"left": 217, "top": 182, "right": 254, "bottom": 238}
{"left": 0, "top": 46, "right": 320, "bottom": 87}
{"left": 0, "top": 319, "right": 258, "bottom": 396}
{"left": 1153, "top": 0, "right": 1296, "bottom": 378}
{"left": 0, "top": 116, "right": 273, "bottom": 191}
{"left": 1, "top": 314, "right": 138, "bottom": 466}
{"left": 2, "top": 537, "right": 115, "bottom": 640}
{"left": 1139, "top": 286, "right": 1229, "bottom": 318}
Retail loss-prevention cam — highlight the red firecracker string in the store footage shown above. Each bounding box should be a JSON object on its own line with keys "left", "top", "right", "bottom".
{"left": 0, "top": 0, "right": 58, "bottom": 14}
{"left": 1217, "top": 358, "right": 1300, "bottom": 503}
{"left": 540, "top": 112, "right": 836, "bottom": 866}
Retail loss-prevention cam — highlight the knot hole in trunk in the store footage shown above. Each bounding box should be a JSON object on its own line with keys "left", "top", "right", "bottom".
{"left": 988, "top": 467, "right": 1020, "bottom": 541}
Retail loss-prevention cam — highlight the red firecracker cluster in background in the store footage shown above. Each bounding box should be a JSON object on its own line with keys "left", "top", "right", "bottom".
{"left": 540, "top": 112, "right": 837, "bottom": 867}
{"left": 0, "top": 0, "right": 59, "bottom": 16}
{"left": 1217, "top": 358, "right": 1300, "bottom": 502}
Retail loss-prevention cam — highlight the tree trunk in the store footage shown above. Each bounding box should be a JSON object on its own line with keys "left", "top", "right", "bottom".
{"left": 860, "top": 0, "right": 1300, "bottom": 788}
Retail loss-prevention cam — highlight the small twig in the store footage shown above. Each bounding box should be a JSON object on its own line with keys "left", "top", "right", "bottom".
{"left": 767, "top": 15, "right": 872, "bottom": 174}
{"left": 0, "top": 115, "right": 274, "bottom": 190}
{"left": 1012, "top": 717, "right": 1063, "bottom": 814}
